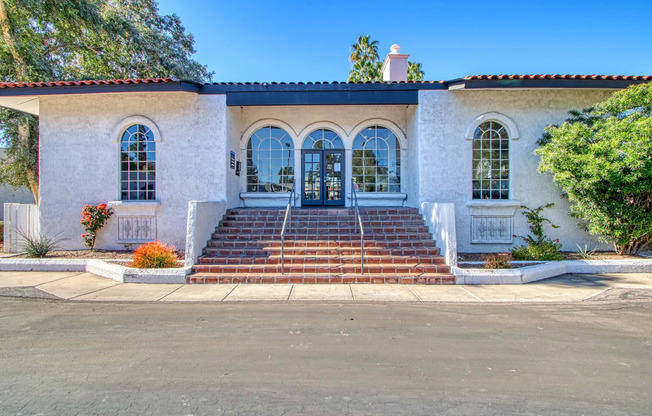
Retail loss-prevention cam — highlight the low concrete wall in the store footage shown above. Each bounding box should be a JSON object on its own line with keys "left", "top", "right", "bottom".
{"left": 0, "top": 258, "right": 190, "bottom": 283}
{"left": 3, "top": 203, "right": 39, "bottom": 253}
{"left": 420, "top": 202, "right": 458, "bottom": 267}
{"left": 184, "top": 200, "right": 227, "bottom": 267}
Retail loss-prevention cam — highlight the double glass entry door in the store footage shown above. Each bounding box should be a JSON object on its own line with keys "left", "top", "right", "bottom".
{"left": 302, "top": 150, "right": 345, "bottom": 206}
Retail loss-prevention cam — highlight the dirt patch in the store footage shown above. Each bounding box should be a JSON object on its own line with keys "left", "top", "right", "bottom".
{"left": 458, "top": 262, "right": 542, "bottom": 269}
{"left": 0, "top": 242, "right": 133, "bottom": 260}
{"left": 458, "top": 251, "right": 644, "bottom": 262}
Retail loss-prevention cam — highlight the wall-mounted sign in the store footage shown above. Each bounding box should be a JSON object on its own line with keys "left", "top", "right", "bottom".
{"left": 230, "top": 151, "right": 236, "bottom": 169}
{"left": 235, "top": 160, "right": 241, "bottom": 176}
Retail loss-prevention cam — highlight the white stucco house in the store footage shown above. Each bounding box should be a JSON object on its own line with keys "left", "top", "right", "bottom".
{"left": 0, "top": 46, "right": 649, "bottom": 264}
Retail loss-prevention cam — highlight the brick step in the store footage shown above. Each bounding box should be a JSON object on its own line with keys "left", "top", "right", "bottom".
{"left": 192, "top": 263, "right": 450, "bottom": 274}
{"left": 187, "top": 273, "right": 456, "bottom": 285}
{"left": 226, "top": 208, "right": 419, "bottom": 215}
{"left": 216, "top": 226, "right": 430, "bottom": 234}
{"left": 210, "top": 232, "right": 432, "bottom": 241}
{"left": 222, "top": 214, "right": 423, "bottom": 222}
{"left": 197, "top": 254, "right": 446, "bottom": 265}
{"left": 205, "top": 239, "right": 438, "bottom": 249}
{"left": 219, "top": 219, "right": 426, "bottom": 228}
{"left": 202, "top": 246, "right": 442, "bottom": 257}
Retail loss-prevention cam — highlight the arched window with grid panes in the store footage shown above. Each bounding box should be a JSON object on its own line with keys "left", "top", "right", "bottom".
{"left": 302, "top": 128, "right": 344, "bottom": 149}
{"left": 472, "top": 121, "right": 509, "bottom": 200}
{"left": 352, "top": 126, "right": 400, "bottom": 192}
{"left": 246, "top": 126, "right": 294, "bottom": 192}
{"left": 120, "top": 124, "right": 156, "bottom": 201}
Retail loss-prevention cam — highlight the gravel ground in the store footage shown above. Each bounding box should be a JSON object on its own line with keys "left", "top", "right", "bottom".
{"left": 0, "top": 242, "right": 133, "bottom": 259}
{"left": 458, "top": 251, "right": 644, "bottom": 261}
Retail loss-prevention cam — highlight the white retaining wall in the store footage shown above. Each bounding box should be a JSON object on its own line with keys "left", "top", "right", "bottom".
{"left": 184, "top": 200, "right": 227, "bottom": 267}
{"left": 420, "top": 202, "right": 458, "bottom": 267}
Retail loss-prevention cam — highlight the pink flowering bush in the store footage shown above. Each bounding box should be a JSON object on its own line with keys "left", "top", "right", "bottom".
{"left": 80, "top": 203, "right": 114, "bottom": 250}
{"left": 510, "top": 204, "right": 563, "bottom": 261}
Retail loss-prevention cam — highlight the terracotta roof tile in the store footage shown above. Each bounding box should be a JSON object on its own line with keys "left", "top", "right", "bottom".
{"left": 0, "top": 77, "right": 176, "bottom": 89}
{"left": 463, "top": 74, "right": 652, "bottom": 81}
{"left": 1, "top": 75, "right": 649, "bottom": 90}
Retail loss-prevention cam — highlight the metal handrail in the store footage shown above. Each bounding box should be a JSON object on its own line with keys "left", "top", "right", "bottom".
{"left": 280, "top": 182, "right": 296, "bottom": 275}
{"left": 351, "top": 179, "right": 365, "bottom": 275}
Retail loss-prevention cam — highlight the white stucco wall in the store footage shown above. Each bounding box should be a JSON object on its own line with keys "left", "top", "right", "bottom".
{"left": 225, "top": 107, "right": 243, "bottom": 208}
{"left": 417, "top": 88, "right": 615, "bottom": 252}
{"left": 39, "top": 92, "right": 228, "bottom": 250}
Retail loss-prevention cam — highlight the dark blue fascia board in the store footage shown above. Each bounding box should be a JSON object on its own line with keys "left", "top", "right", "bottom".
{"left": 225, "top": 90, "right": 419, "bottom": 106}
{"left": 0, "top": 81, "right": 200, "bottom": 97}
{"left": 200, "top": 82, "right": 446, "bottom": 94}
{"left": 205, "top": 82, "right": 443, "bottom": 106}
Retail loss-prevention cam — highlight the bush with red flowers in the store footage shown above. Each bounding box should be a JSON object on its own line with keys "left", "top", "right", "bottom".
{"left": 80, "top": 203, "right": 114, "bottom": 250}
{"left": 131, "top": 240, "right": 179, "bottom": 268}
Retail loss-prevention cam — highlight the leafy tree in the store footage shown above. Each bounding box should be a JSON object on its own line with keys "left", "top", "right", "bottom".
{"left": 0, "top": 0, "right": 212, "bottom": 202}
{"left": 347, "top": 35, "right": 425, "bottom": 82}
{"left": 536, "top": 82, "right": 652, "bottom": 255}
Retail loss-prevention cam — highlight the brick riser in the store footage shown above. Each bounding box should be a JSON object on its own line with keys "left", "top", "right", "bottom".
{"left": 190, "top": 207, "right": 455, "bottom": 284}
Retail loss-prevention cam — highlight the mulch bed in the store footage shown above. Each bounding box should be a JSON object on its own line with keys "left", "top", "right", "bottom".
{"left": 0, "top": 242, "right": 133, "bottom": 260}
{"left": 458, "top": 251, "right": 644, "bottom": 262}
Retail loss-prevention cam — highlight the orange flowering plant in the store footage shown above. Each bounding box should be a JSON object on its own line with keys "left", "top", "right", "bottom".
{"left": 131, "top": 240, "right": 179, "bottom": 268}
{"left": 80, "top": 203, "right": 114, "bottom": 250}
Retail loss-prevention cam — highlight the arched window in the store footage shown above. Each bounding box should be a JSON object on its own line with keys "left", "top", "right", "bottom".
{"left": 472, "top": 121, "right": 509, "bottom": 200}
{"left": 302, "top": 129, "right": 344, "bottom": 149}
{"left": 352, "top": 126, "right": 400, "bottom": 192}
{"left": 120, "top": 124, "right": 156, "bottom": 200}
{"left": 247, "top": 126, "right": 294, "bottom": 192}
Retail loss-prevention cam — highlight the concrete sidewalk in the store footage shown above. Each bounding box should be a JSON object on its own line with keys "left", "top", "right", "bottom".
{"left": 1, "top": 271, "right": 652, "bottom": 303}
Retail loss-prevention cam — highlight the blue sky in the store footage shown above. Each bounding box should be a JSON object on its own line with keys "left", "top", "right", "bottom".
{"left": 156, "top": 0, "right": 652, "bottom": 82}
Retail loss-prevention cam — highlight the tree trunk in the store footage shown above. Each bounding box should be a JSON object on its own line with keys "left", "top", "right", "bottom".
{"left": 0, "top": 0, "right": 28, "bottom": 80}
{"left": 17, "top": 122, "right": 39, "bottom": 203}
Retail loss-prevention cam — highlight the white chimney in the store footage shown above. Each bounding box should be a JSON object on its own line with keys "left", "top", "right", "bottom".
{"left": 381, "top": 44, "right": 409, "bottom": 82}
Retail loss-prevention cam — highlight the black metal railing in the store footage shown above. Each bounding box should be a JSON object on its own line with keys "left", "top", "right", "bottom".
{"left": 280, "top": 182, "right": 296, "bottom": 275}
{"left": 351, "top": 179, "right": 365, "bottom": 275}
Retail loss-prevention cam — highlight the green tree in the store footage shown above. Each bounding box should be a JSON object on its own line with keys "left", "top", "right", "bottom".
{"left": 347, "top": 35, "right": 425, "bottom": 82}
{"left": 0, "top": 0, "right": 212, "bottom": 201}
{"left": 536, "top": 82, "right": 652, "bottom": 255}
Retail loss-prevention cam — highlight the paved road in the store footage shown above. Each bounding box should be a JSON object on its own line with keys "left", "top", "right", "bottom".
{"left": 1, "top": 299, "right": 651, "bottom": 415}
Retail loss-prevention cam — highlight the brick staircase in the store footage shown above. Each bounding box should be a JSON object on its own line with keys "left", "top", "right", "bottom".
{"left": 188, "top": 207, "right": 455, "bottom": 284}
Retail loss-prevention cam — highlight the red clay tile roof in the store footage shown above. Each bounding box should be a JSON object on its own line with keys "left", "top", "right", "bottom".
{"left": 464, "top": 74, "right": 652, "bottom": 81}
{"left": 0, "top": 77, "right": 176, "bottom": 88}
{"left": 0, "top": 75, "right": 649, "bottom": 89}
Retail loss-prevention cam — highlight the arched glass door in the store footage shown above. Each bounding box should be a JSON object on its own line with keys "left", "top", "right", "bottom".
{"left": 301, "top": 129, "right": 345, "bottom": 206}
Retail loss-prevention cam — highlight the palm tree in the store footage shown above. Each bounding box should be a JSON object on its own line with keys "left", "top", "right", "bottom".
{"left": 348, "top": 35, "right": 381, "bottom": 82}
{"left": 408, "top": 61, "right": 425, "bottom": 81}
{"left": 349, "top": 35, "right": 379, "bottom": 64}
{"left": 348, "top": 35, "right": 426, "bottom": 83}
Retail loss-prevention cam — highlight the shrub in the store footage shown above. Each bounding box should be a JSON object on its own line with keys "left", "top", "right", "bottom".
{"left": 18, "top": 229, "right": 66, "bottom": 258}
{"left": 483, "top": 253, "right": 512, "bottom": 269}
{"left": 0, "top": 221, "right": 3, "bottom": 243}
{"left": 536, "top": 82, "right": 652, "bottom": 255}
{"left": 131, "top": 240, "right": 179, "bottom": 268}
{"left": 80, "top": 203, "right": 114, "bottom": 250}
{"left": 576, "top": 244, "right": 597, "bottom": 260}
{"left": 511, "top": 204, "right": 563, "bottom": 261}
